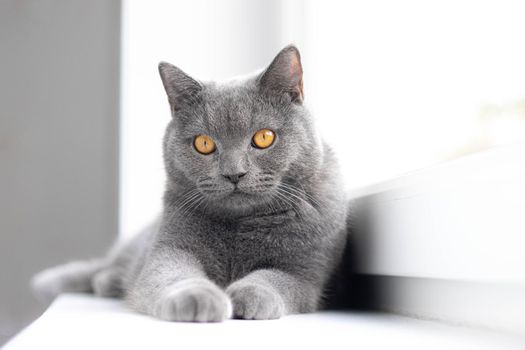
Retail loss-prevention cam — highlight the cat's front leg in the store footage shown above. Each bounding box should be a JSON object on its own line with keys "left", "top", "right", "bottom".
{"left": 127, "top": 249, "right": 232, "bottom": 322}
{"left": 226, "top": 269, "right": 320, "bottom": 320}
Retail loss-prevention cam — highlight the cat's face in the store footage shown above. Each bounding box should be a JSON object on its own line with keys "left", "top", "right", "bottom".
{"left": 160, "top": 46, "right": 321, "bottom": 212}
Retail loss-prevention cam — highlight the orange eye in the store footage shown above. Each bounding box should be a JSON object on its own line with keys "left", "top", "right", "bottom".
{"left": 252, "top": 129, "right": 275, "bottom": 149}
{"left": 194, "top": 135, "right": 216, "bottom": 155}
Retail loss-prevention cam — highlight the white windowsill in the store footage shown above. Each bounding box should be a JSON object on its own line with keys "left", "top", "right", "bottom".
{"left": 4, "top": 294, "right": 523, "bottom": 350}
{"left": 348, "top": 141, "right": 525, "bottom": 334}
{"left": 350, "top": 141, "right": 525, "bottom": 282}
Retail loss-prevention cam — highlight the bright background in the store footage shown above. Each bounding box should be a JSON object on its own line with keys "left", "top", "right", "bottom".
{"left": 2, "top": 0, "right": 525, "bottom": 345}
{"left": 120, "top": 0, "right": 525, "bottom": 237}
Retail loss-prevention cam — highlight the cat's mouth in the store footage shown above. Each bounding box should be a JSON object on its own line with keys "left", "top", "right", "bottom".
{"left": 200, "top": 186, "right": 252, "bottom": 200}
{"left": 229, "top": 186, "right": 254, "bottom": 197}
{"left": 197, "top": 174, "right": 278, "bottom": 201}
{"left": 197, "top": 180, "right": 277, "bottom": 202}
{"left": 213, "top": 185, "right": 272, "bottom": 200}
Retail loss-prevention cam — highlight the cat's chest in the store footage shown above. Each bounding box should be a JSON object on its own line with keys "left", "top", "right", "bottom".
{"left": 185, "top": 209, "right": 297, "bottom": 238}
{"left": 185, "top": 210, "right": 299, "bottom": 281}
{"left": 235, "top": 209, "right": 297, "bottom": 235}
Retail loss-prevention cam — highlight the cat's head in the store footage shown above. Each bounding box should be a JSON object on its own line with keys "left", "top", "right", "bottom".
{"left": 159, "top": 45, "right": 322, "bottom": 214}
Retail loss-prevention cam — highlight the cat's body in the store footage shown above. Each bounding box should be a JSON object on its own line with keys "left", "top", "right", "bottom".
{"left": 32, "top": 46, "right": 349, "bottom": 321}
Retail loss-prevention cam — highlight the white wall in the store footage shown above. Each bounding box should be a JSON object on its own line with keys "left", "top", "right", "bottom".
{"left": 304, "top": 0, "right": 525, "bottom": 188}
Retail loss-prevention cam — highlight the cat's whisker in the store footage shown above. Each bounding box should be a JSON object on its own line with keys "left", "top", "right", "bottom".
{"left": 179, "top": 192, "right": 205, "bottom": 219}
{"left": 274, "top": 193, "right": 293, "bottom": 213}
{"left": 277, "top": 185, "right": 306, "bottom": 205}
{"left": 175, "top": 187, "right": 200, "bottom": 204}
{"left": 264, "top": 193, "right": 280, "bottom": 215}
{"left": 280, "top": 182, "right": 322, "bottom": 209}
{"left": 276, "top": 185, "right": 318, "bottom": 215}
{"left": 272, "top": 188, "right": 299, "bottom": 215}
{"left": 199, "top": 197, "right": 211, "bottom": 218}
{"left": 296, "top": 181, "right": 320, "bottom": 205}
{"left": 174, "top": 190, "right": 201, "bottom": 212}
{"left": 182, "top": 196, "right": 205, "bottom": 221}
{"left": 174, "top": 190, "right": 203, "bottom": 221}
{"left": 276, "top": 193, "right": 301, "bottom": 217}
{"left": 165, "top": 188, "right": 201, "bottom": 223}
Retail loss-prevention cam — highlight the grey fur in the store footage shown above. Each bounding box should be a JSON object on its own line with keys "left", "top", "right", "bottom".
{"left": 32, "top": 45, "right": 348, "bottom": 321}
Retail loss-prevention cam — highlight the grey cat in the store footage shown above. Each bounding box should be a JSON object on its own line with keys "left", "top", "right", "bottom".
{"left": 32, "top": 45, "right": 349, "bottom": 321}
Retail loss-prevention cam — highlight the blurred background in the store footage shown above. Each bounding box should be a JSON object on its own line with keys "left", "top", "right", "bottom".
{"left": 1, "top": 0, "right": 525, "bottom": 344}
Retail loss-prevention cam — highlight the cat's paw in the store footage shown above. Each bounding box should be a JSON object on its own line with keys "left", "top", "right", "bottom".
{"left": 154, "top": 279, "right": 232, "bottom": 322}
{"left": 226, "top": 282, "right": 285, "bottom": 320}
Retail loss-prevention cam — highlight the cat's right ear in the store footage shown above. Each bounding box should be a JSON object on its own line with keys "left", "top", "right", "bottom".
{"left": 158, "top": 62, "right": 202, "bottom": 113}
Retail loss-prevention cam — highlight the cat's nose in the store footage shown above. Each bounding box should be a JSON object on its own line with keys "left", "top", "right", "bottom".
{"left": 222, "top": 172, "right": 247, "bottom": 184}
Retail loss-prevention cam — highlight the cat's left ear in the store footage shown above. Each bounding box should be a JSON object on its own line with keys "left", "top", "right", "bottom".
{"left": 158, "top": 62, "right": 202, "bottom": 114}
{"left": 258, "top": 45, "right": 304, "bottom": 104}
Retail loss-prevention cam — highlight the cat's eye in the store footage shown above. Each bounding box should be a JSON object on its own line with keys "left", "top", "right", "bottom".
{"left": 252, "top": 129, "right": 275, "bottom": 149}
{"left": 194, "top": 135, "right": 216, "bottom": 155}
